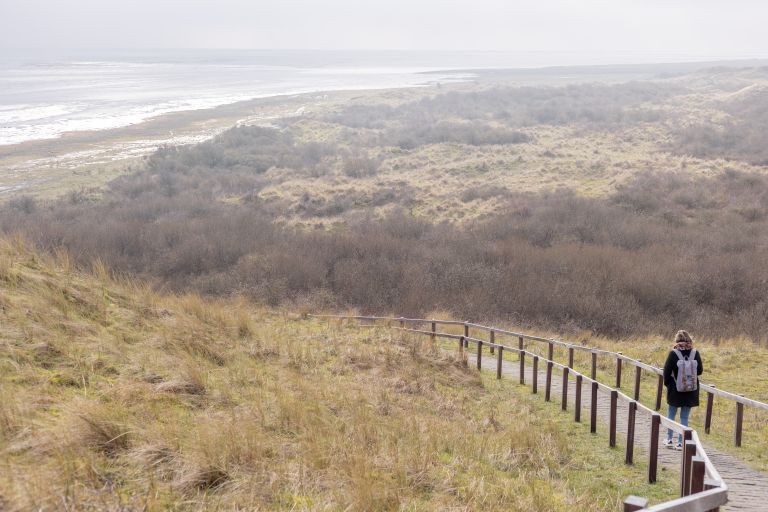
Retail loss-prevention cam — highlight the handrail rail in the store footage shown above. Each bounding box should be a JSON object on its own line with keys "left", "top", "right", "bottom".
{"left": 311, "top": 314, "right": 768, "bottom": 411}
{"left": 399, "top": 325, "right": 690, "bottom": 435}
{"left": 313, "top": 314, "right": 732, "bottom": 511}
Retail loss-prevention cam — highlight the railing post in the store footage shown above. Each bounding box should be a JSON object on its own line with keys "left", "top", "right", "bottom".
{"left": 489, "top": 329, "right": 495, "bottom": 355}
{"left": 591, "top": 350, "right": 597, "bottom": 380}
{"left": 575, "top": 374, "right": 582, "bottom": 423}
{"left": 680, "top": 429, "right": 693, "bottom": 497}
{"left": 568, "top": 347, "right": 574, "bottom": 369}
{"left": 623, "top": 496, "right": 649, "bottom": 512}
{"left": 655, "top": 374, "right": 663, "bottom": 411}
{"left": 532, "top": 356, "right": 539, "bottom": 394}
{"left": 477, "top": 338, "right": 482, "bottom": 370}
{"left": 547, "top": 341, "right": 554, "bottom": 362}
{"left": 458, "top": 336, "right": 464, "bottom": 355}
{"left": 561, "top": 367, "right": 569, "bottom": 411}
{"left": 609, "top": 390, "right": 618, "bottom": 447}
{"left": 431, "top": 321, "right": 436, "bottom": 342}
{"left": 464, "top": 323, "right": 469, "bottom": 347}
{"left": 590, "top": 381, "right": 598, "bottom": 434}
{"left": 399, "top": 317, "right": 404, "bottom": 329}
{"left": 735, "top": 396, "right": 744, "bottom": 447}
{"left": 634, "top": 362, "right": 642, "bottom": 402}
{"left": 682, "top": 439, "right": 697, "bottom": 497}
{"left": 496, "top": 346, "right": 503, "bottom": 379}
{"left": 518, "top": 336, "right": 524, "bottom": 360}
{"left": 519, "top": 349, "right": 526, "bottom": 385}
{"left": 649, "top": 414, "right": 660, "bottom": 483}
{"left": 704, "top": 481, "right": 721, "bottom": 512}
{"left": 545, "top": 361, "right": 553, "bottom": 402}
{"left": 705, "top": 386, "right": 714, "bottom": 434}
{"left": 690, "top": 456, "right": 706, "bottom": 494}
{"left": 616, "top": 353, "right": 623, "bottom": 388}
{"left": 626, "top": 400, "right": 637, "bottom": 464}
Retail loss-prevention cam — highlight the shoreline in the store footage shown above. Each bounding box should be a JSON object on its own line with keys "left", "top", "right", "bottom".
{"left": 0, "top": 85, "right": 443, "bottom": 198}
{"left": 4, "top": 57, "right": 768, "bottom": 199}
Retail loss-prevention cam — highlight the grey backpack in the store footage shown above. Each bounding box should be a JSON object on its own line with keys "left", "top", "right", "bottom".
{"left": 673, "top": 349, "right": 698, "bottom": 392}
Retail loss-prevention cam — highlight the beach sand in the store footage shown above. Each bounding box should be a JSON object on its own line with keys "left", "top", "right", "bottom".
{"left": 0, "top": 86, "right": 436, "bottom": 198}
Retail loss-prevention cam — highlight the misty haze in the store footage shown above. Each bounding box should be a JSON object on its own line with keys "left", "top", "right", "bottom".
{"left": 1, "top": 1, "right": 767, "bottom": 511}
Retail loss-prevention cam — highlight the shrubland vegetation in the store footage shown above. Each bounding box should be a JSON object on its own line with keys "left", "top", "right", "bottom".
{"left": 4, "top": 157, "right": 768, "bottom": 341}
{"left": 671, "top": 86, "right": 768, "bottom": 165}
{"left": 0, "top": 239, "right": 678, "bottom": 510}
{"left": 327, "top": 83, "right": 677, "bottom": 129}
{"left": 3, "top": 71, "right": 768, "bottom": 342}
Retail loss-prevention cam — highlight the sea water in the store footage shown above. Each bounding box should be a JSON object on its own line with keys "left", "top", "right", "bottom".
{"left": 0, "top": 49, "right": 480, "bottom": 146}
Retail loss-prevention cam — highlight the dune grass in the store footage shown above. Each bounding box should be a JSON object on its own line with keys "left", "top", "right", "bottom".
{"left": 0, "top": 238, "right": 680, "bottom": 510}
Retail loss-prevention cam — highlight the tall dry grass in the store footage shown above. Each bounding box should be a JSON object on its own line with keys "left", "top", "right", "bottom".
{"left": 0, "top": 239, "right": 675, "bottom": 510}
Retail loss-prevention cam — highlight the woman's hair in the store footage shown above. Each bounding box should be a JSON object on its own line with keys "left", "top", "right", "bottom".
{"left": 675, "top": 330, "right": 693, "bottom": 344}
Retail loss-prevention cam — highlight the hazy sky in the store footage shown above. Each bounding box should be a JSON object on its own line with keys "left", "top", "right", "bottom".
{"left": 2, "top": 0, "right": 767, "bottom": 61}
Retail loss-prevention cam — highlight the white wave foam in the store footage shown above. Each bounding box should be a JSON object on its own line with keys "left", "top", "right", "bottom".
{"left": 0, "top": 59, "right": 470, "bottom": 146}
{"left": 0, "top": 104, "right": 83, "bottom": 124}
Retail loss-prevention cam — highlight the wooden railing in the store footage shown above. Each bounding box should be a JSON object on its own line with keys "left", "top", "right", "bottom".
{"left": 311, "top": 314, "right": 749, "bottom": 512}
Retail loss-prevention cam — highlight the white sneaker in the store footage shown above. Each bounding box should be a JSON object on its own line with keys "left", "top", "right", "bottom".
{"left": 674, "top": 442, "right": 683, "bottom": 451}
{"left": 662, "top": 438, "right": 674, "bottom": 449}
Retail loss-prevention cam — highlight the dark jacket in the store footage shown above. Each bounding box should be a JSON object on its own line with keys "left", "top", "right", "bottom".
{"left": 663, "top": 348, "right": 703, "bottom": 407}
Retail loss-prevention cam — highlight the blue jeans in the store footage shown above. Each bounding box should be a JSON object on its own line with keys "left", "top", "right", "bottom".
{"left": 667, "top": 405, "right": 691, "bottom": 443}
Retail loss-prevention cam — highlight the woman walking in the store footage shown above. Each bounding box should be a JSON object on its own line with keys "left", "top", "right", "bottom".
{"left": 663, "top": 330, "right": 703, "bottom": 449}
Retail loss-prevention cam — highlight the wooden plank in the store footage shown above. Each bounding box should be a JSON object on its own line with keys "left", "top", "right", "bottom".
{"left": 610, "top": 390, "right": 618, "bottom": 447}
{"left": 545, "top": 361, "right": 553, "bottom": 402}
{"left": 496, "top": 346, "right": 503, "bottom": 380}
{"left": 624, "top": 496, "right": 649, "bottom": 512}
{"left": 548, "top": 341, "right": 554, "bottom": 362}
{"left": 680, "top": 430, "right": 693, "bottom": 497}
{"left": 532, "top": 355, "right": 539, "bottom": 394}
{"left": 591, "top": 381, "right": 598, "bottom": 433}
{"left": 682, "top": 440, "right": 697, "bottom": 497}
{"left": 649, "top": 414, "right": 660, "bottom": 483}
{"left": 519, "top": 350, "right": 526, "bottom": 385}
{"left": 700, "top": 383, "right": 768, "bottom": 411}
{"left": 562, "top": 367, "right": 569, "bottom": 411}
{"left": 568, "top": 347, "right": 574, "bottom": 369}
{"left": 616, "top": 353, "right": 623, "bottom": 388}
{"left": 463, "top": 323, "right": 469, "bottom": 347}
{"left": 626, "top": 400, "right": 637, "bottom": 464}
{"left": 634, "top": 363, "right": 642, "bottom": 401}
{"left": 690, "top": 456, "right": 706, "bottom": 495}
{"left": 476, "top": 338, "right": 482, "bottom": 370}
{"left": 705, "top": 387, "right": 714, "bottom": 435}
{"left": 575, "top": 374, "right": 582, "bottom": 423}
{"left": 691, "top": 430, "right": 721, "bottom": 484}
{"left": 591, "top": 350, "right": 597, "bottom": 380}
{"left": 655, "top": 374, "right": 664, "bottom": 411}
{"left": 735, "top": 398, "right": 744, "bottom": 447}
{"left": 703, "top": 482, "right": 721, "bottom": 512}
{"left": 642, "top": 487, "right": 727, "bottom": 512}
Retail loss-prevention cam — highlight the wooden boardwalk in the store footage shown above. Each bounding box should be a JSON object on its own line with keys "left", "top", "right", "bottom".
{"left": 463, "top": 349, "right": 768, "bottom": 511}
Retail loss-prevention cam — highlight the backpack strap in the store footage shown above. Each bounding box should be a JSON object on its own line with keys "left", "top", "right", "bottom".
{"left": 672, "top": 349, "right": 685, "bottom": 361}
